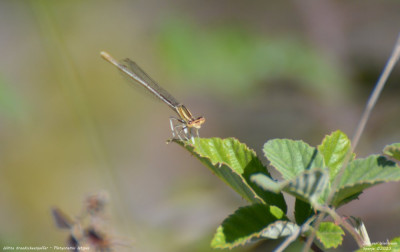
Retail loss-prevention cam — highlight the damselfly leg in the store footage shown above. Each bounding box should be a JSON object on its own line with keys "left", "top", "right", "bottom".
{"left": 101, "top": 51, "right": 205, "bottom": 141}
{"left": 169, "top": 117, "right": 195, "bottom": 141}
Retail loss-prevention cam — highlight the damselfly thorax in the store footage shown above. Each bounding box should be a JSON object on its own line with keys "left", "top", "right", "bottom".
{"left": 100, "top": 51, "right": 205, "bottom": 141}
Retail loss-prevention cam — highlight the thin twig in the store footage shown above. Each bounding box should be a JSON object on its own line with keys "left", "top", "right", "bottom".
{"left": 332, "top": 33, "right": 400, "bottom": 203}
{"left": 275, "top": 218, "right": 312, "bottom": 252}
{"left": 274, "top": 227, "right": 302, "bottom": 252}
{"left": 303, "top": 33, "right": 400, "bottom": 252}
{"left": 351, "top": 34, "right": 400, "bottom": 151}
{"left": 275, "top": 217, "right": 322, "bottom": 252}
{"left": 317, "top": 205, "right": 364, "bottom": 247}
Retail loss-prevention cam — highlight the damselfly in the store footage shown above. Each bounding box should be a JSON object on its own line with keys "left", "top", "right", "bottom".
{"left": 100, "top": 51, "right": 205, "bottom": 141}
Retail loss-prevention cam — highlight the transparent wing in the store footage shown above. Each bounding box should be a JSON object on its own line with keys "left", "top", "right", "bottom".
{"left": 51, "top": 207, "right": 74, "bottom": 229}
{"left": 121, "top": 59, "right": 181, "bottom": 109}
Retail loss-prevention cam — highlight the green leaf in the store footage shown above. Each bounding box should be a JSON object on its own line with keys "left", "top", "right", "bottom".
{"left": 260, "top": 220, "right": 300, "bottom": 239}
{"left": 263, "top": 139, "right": 324, "bottom": 180}
{"left": 315, "top": 222, "right": 344, "bottom": 249}
{"left": 250, "top": 173, "right": 284, "bottom": 194}
{"left": 174, "top": 138, "right": 287, "bottom": 212}
{"left": 332, "top": 155, "right": 400, "bottom": 207}
{"left": 294, "top": 198, "right": 313, "bottom": 225}
{"left": 252, "top": 169, "right": 329, "bottom": 205}
{"left": 283, "top": 169, "right": 329, "bottom": 205}
{"left": 383, "top": 143, "right": 400, "bottom": 161}
{"left": 211, "top": 204, "right": 288, "bottom": 249}
{"left": 332, "top": 192, "right": 362, "bottom": 207}
{"left": 318, "top": 130, "right": 352, "bottom": 179}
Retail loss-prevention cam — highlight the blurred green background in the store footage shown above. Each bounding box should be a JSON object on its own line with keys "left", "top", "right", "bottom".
{"left": 1, "top": 1, "right": 400, "bottom": 251}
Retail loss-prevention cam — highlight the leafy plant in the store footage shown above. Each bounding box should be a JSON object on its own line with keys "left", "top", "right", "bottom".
{"left": 170, "top": 35, "right": 400, "bottom": 251}
{"left": 173, "top": 132, "right": 400, "bottom": 251}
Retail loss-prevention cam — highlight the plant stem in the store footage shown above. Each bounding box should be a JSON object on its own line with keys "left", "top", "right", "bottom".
{"left": 318, "top": 205, "right": 364, "bottom": 247}
{"left": 303, "top": 33, "right": 400, "bottom": 251}
{"left": 351, "top": 33, "right": 400, "bottom": 151}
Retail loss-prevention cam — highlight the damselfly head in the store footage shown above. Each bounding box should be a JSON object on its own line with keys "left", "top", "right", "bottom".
{"left": 84, "top": 191, "right": 109, "bottom": 216}
{"left": 189, "top": 116, "right": 205, "bottom": 129}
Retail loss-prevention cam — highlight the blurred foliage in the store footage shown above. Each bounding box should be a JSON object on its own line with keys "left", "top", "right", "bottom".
{"left": 157, "top": 18, "right": 349, "bottom": 99}
{"left": 0, "top": 75, "right": 24, "bottom": 120}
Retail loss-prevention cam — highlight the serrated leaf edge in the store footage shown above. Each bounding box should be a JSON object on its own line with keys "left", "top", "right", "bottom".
{"left": 174, "top": 138, "right": 268, "bottom": 204}
{"left": 316, "top": 222, "right": 345, "bottom": 249}
{"left": 264, "top": 139, "right": 322, "bottom": 179}
{"left": 212, "top": 220, "right": 298, "bottom": 249}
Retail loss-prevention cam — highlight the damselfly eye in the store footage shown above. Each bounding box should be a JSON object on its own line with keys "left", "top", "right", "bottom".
{"left": 101, "top": 51, "right": 205, "bottom": 140}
